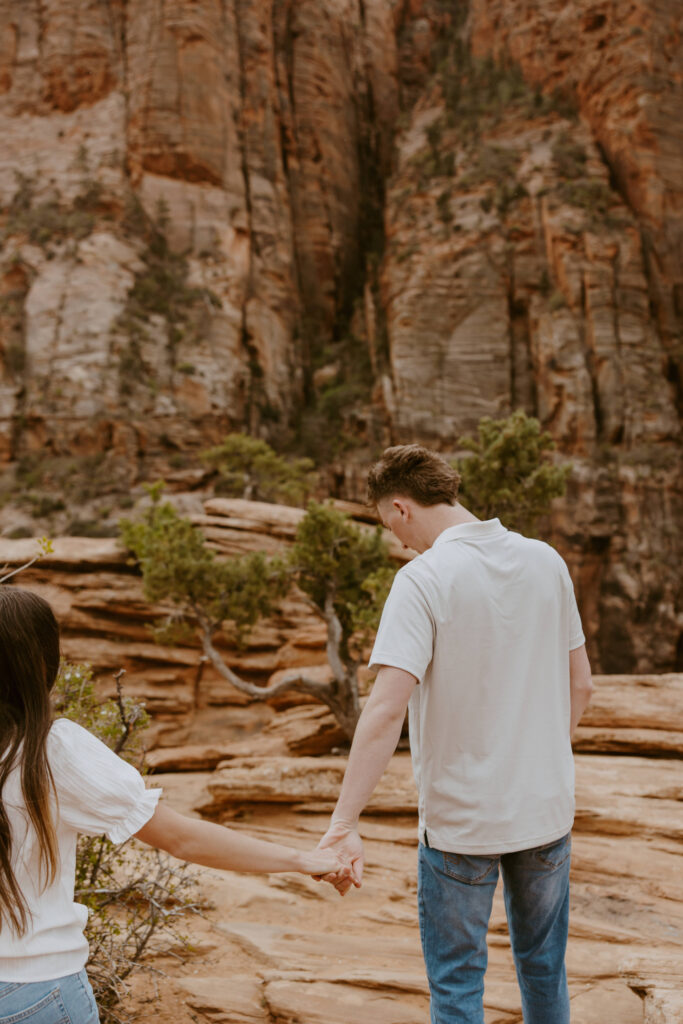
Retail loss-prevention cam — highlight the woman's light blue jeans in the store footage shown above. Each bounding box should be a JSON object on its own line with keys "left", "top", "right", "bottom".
{"left": 418, "top": 831, "right": 571, "bottom": 1024}
{"left": 0, "top": 969, "right": 99, "bottom": 1023}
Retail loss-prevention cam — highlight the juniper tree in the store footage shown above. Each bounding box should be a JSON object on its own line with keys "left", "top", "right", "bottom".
{"left": 120, "top": 491, "right": 395, "bottom": 739}
{"left": 201, "top": 433, "right": 316, "bottom": 506}
{"left": 455, "top": 409, "right": 571, "bottom": 535}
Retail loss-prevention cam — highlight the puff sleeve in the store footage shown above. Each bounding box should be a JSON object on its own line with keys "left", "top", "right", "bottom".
{"left": 47, "top": 718, "right": 162, "bottom": 844}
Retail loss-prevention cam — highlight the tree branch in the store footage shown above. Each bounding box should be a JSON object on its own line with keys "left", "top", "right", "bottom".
{"left": 201, "top": 632, "right": 332, "bottom": 702}
{"left": 0, "top": 537, "right": 52, "bottom": 583}
{"left": 112, "top": 669, "right": 145, "bottom": 756}
{"left": 323, "top": 591, "right": 346, "bottom": 683}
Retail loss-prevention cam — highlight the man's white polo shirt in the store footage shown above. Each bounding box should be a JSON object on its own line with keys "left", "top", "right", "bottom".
{"left": 369, "top": 519, "right": 585, "bottom": 855}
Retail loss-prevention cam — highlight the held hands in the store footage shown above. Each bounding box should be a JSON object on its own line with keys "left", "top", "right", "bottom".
{"left": 313, "top": 819, "right": 364, "bottom": 896}
{"left": 299, "top": 846, "right": 352, "bottom": 883}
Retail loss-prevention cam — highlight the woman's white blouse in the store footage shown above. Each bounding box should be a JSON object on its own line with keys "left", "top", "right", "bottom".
{"left": 0, "top": 718, "right": 162, "bottom": 982}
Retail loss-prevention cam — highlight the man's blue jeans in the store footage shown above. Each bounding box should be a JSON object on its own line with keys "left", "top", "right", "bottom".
{"left": 418, "top": 831, "right": 571, "bottom": 1024}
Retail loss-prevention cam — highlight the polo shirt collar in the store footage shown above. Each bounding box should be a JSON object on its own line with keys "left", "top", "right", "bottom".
{"left": 433, "top": 519, "right": 506, "bottom": 546}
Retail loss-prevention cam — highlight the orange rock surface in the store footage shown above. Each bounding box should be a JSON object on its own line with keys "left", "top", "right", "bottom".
{"left": 118, "top": 745, "right": 683, "bottom": 1024}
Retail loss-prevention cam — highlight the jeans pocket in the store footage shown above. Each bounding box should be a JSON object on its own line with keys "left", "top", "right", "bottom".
{"left": 0, "top": 989, "right": 69, "bottom": 1024}
{"left": 534, "top": 832, "right": 571, "bottom": 870}
{"left": 442, "top": 851, "right": 498, "bottom": 884}
{"left": 0, "top": 987, "right": 21, "bottom": 1005}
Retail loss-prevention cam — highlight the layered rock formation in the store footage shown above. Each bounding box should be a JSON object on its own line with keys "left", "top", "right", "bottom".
{"left": 2, "top": 505, "right": 682, "bottom": 1020}
{"left": 121, "top": 747, "right": 683, "bottom": 1023}
{"left": 378, "top": 4, "right": 682, "bottom": 676}
{"left": 0, "top": 1, "right": 681, "bottom": 672}
{"left": 469, "top": 0, "right": 683, "bottom": 357}
{"left": 0, "top": 0, "right": 399, "bottom": 454}
{"left": 0, "top": 498, "right": 395, "bottom": 748}
{"left": 2, "top": 505, "right": 681, "bottom": 761}
{"left": 143, "top": 652, "right": 683, "bottom": 1023}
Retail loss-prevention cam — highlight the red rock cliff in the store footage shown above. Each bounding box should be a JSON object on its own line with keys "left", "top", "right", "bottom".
{"left": 0, "top": 0, "right": 680, "bottom": 673}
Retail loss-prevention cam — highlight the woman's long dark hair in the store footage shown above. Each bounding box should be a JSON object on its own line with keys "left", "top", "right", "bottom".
{"left": 0, "top": 587, "right": 60, "bottom": 934}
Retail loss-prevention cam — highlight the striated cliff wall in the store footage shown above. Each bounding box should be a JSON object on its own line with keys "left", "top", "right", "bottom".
{"left": 0, "top": 0, "right": 400, "bottom": 454}
{"left": 379, "top": 2, "right": 682, "bottom": 674}
{"left": 0, "top": 0, "right": 681, "bottom": 672}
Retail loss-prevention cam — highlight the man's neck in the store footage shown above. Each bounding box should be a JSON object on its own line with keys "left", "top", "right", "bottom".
{"left": 418, "top": 501, "right": 480, "bottom": 551}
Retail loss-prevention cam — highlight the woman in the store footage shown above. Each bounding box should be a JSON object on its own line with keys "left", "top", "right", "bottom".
{"left": 0, "top": 587, "right": 347, "bottom": 1022}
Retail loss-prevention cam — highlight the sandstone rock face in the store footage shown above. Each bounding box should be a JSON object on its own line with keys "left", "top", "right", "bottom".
{"left": 379, "top": 6, "right": 681, "bottom": 675}
{"left": 0, "top": 0, "right": 400, "bottom": 456}
{"left": 469, "top": 0, "right": 683, "bottom": 358}
{"left": 620, "top": 955, "right": 683, "bottom": 1024}
{"left": 120, "top": 744, "right": 683, "bottom": 1023}
{"left": 573, "top": 672, "right": 683, "bottom": 757}
{"left": 0, "top": 500, "right": 389, "bottom": 749}
{"left": 197, "top": 755, "right": 419, "bottom": 816}
{"left": 1, "top": 507, "right": 682, "bottom": 760}
{"left": 0, "top": 1, "right": 681, "bottom": 672}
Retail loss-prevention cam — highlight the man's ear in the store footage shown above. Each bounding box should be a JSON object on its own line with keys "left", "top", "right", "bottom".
{"left": 393, "top": 498, "right": 410, "bottom": 519}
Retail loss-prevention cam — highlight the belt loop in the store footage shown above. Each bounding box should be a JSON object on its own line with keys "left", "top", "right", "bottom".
{"left": 424, "top": 830, "right": 430, "bottom": 848}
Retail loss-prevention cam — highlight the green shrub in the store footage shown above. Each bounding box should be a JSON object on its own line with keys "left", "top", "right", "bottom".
{"left": 27, "top": 493, "right": 66, "bottom": 518}
{"left": 438, "top": 47, "right": 576, "bottom": 138}
{"left": 539, "top": 268, "right": 552, "bottom": 296}
{"left": 457, "top": 144, "right": 527, "bottom": 218}
{"left": 552, "top": 132, "right": 588, "bottom": 179}
{"left": 455, "top": 410, "right": 571, "bottom": 535}
{"left": 66, "top": 519, "right": 120, "bottom": 538}
{"left": 295, "top": 326, "right": 376, "bottom": 462}
{"left": 559, "top": 178, "right": 614, "bottom": 216}
{"left": 115, "top": 207, "right": 220, "bottom": 397}
{"left": 2, "top": 172, "right": 102, "bottom": 249}
{"left": 5, "top": 453, "right": 131, "bottom": 514}
{"left": 460, "top": 144, "right": 520, "bottom": 187}
{"left": 436, "top": 190, "right": 454, "bottom": 223}
{"left": 5, "top": 341, "right": 26, "bottom": 375}
{"left": 548, "top": 290, "right": 568, "bottom": 312}
{"left": 6, "top": 525, "right": 33, "bottom": 539}
{"left": 201, "top": 433, "right": 317, "bottom": 506}
{"left": 494, "top": 180, "right": 528, "bottom": 216}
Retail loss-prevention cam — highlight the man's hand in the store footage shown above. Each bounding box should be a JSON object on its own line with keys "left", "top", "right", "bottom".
{"left": 314, "top": 820, "right": 364, "bottom": 896}
{"left": 311, "top": 667, "right": 416, "bottom": 896}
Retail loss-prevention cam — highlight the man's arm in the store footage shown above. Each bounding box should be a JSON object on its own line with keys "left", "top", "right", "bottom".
{"left": 569, "top": 643, "right": 593, "bottom": 737}
{"left": 317, "top": 665, "right": 417, "bottom": 894}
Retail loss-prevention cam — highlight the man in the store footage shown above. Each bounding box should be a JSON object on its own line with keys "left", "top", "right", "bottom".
{"left": 319, "top": 443, "right": 593, "bottom": 1024}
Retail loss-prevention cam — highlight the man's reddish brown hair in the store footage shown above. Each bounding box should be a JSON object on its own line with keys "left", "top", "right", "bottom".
{"left": 367, "top": 444, "right": 461, "bottom": 507}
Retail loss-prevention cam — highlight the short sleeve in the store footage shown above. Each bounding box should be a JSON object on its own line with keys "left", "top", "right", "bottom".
{"left": 558, "top": 558, "right": 585, "bottom": 650}
{"left": 48, "top": 719, "right": 162, "bottom": 844}
{"left": 369, "top": 568, "right": 435, "bottom": 681}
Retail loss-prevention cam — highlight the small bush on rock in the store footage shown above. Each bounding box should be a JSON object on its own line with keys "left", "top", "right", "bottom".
{"left": 201, "top": 433, "right": 317, "bottom": 506}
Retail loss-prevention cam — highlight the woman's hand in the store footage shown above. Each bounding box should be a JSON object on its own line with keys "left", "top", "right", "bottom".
{"left": 297, "top": 847, "right": 352, "bottom": 884}
{"left": 314, "top": 821, "right": 364, "bottom": 895}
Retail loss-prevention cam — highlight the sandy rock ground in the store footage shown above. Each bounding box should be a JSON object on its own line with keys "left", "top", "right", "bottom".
{"left": 119, "top": 755, "right": 683, "bottom": 1024}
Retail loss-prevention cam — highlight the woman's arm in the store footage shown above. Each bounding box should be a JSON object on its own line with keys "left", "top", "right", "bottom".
{"left": 134, "top": 802, "right": 347, "bottom": 877}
